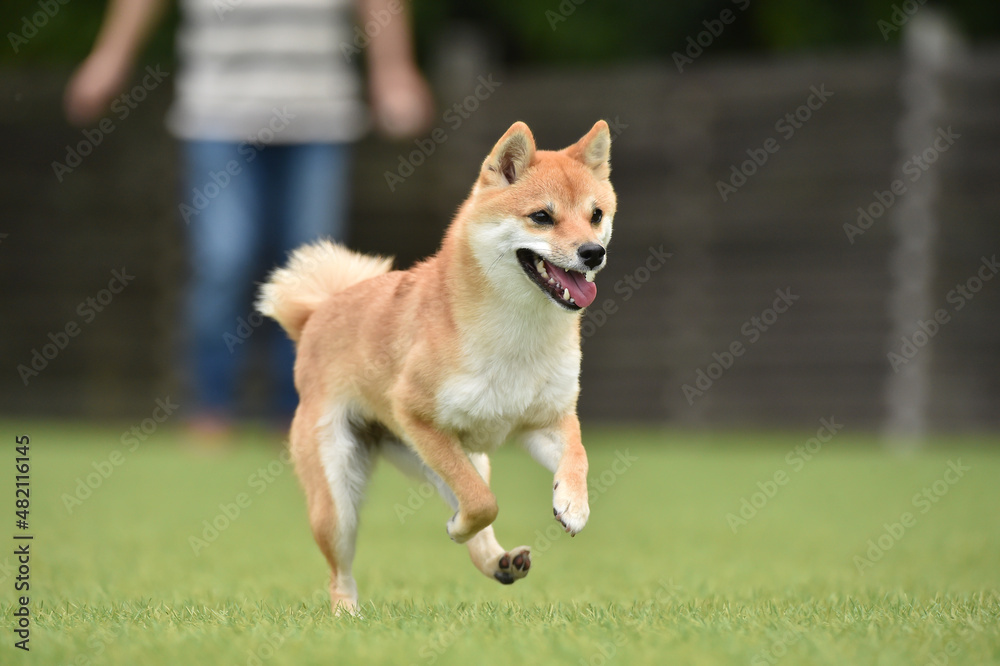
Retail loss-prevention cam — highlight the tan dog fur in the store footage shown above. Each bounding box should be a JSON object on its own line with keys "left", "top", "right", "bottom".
{"left": 258, "top": 121, "right": 616, "bottom": 614}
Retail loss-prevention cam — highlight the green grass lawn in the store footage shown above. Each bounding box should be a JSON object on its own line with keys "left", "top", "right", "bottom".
{"left": 1, "top": 420, "right": 998, "bottom": 665}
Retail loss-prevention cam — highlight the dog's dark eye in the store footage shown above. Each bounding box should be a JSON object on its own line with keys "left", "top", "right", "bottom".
{"left": 529, "top": 210, "right": 553, "bottom": 225}
{"left": 591, "top": 208, "right": 603, "bottom": 225}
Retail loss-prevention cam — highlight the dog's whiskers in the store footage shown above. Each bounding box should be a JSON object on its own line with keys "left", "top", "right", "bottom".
{"left": 485, "top": 242, "right": 514, "bottom": 276}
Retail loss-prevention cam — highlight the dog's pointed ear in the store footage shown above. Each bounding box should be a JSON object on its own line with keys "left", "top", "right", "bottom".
{"left": 479, "top": 121, "right": 536, "bottom": 188}
{"left": 566, "top": 120, "right": 611, "bottom": 180}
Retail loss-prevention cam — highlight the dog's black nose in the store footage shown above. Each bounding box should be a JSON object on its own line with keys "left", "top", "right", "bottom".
{"left": 577, "top": 243, "right": 606, "bottom": 269}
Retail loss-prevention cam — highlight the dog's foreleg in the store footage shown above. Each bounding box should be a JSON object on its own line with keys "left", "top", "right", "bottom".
{"left": 383, "top": 442, "right": 530, "bottom": 583}
{"left": 396, "top": 413, "right": 498, "bottom": 543}
{"left": 521, "top": 414, "right": 590, "bottom": 535}
{"left": 464, "top": 453, "right": 532, "bottom": 584}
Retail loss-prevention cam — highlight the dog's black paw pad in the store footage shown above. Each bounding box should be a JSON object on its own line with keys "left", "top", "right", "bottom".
{"left": 494, "top": 571, "right": 515, "bottom": 585}
{"left": 513, "top": 553, "right": 529, "bottom": 571}
{"left": 494, "top": 547, "right": 531, "bottom": 584}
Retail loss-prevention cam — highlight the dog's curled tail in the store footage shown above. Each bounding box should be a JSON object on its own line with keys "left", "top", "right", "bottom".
{"left": 256, "top": 240, "right": 393, "bottom": 342}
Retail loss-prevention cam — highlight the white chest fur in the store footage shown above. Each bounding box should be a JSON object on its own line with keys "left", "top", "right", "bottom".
{"left": 435, "top": 307, "right": 581, "bottom": 452}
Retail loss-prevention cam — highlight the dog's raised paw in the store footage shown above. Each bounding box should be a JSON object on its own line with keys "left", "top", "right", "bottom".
{"left": 493, "top": 546, "right": 531, "bottom": 585}
{"left": 446, "top": 512, "right": 471, "bottom": 543}
{"left": 447, "top": 501, "right": 498, "bottom": 544}
{"left": 553, "top": 482, "right": 590, "bottom": 536}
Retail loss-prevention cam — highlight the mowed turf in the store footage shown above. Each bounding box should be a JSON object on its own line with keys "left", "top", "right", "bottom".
{"left": 1, "top": 420, "right": 998, "bottom": 665}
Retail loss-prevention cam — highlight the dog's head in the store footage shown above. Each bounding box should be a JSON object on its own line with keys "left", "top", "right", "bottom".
{"left": 463, "top": 121, "right": 617, "bottom": 312}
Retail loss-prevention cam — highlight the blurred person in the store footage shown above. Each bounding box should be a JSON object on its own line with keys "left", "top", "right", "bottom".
{"left": 64, "top": 0, "right": 433, "bottom": 444}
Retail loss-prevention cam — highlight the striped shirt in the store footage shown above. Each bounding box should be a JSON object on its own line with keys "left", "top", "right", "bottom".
{"left": 166, "top": 0, "right": 367, "bottom": 143}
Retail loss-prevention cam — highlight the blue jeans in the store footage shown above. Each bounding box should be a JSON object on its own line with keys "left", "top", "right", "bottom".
{"left": 182, "top": 141, "right": 350, "bottom": 419}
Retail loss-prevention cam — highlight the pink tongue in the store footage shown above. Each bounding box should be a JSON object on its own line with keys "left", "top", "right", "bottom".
{"left": 545, "top": 261, "right": 597, "bottom": 308}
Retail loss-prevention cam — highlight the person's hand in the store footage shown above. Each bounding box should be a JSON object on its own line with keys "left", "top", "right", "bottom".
{"left": 370, "top": 65, "right": 434, "bottom": 140}
{"left": 64, "top": 50, "right": 131, "bottom": 126}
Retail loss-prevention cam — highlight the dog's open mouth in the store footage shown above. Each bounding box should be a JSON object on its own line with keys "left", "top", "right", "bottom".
{"left": 516, "top": 249, "right": 598, "bottom": 310}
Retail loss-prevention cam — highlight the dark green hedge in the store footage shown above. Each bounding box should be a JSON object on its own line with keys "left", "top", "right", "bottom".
{"left": 2, "top": 0, "right": 996, "bottom": 66}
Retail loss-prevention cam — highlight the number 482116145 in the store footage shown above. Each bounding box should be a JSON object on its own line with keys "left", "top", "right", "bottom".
{"left": 15, "top": 435, "right": 29, "bottom": 528}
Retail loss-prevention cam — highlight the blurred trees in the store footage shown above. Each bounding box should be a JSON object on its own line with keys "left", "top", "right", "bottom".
{"left": 2, "top": 0, "right": 998, "bottom": 66}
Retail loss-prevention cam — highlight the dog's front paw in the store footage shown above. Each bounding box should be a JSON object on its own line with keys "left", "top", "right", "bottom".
{"left": 446, "top": 512, "right": 475, "bottom": 543}
{"left": 552, "top": 479, "right": 589, "bottom": 536}
{"left": 446, "top": 501, "right": 498, "bottom": 544}
{"left": 493, "top": 546, "right": 531, "bottom": 585}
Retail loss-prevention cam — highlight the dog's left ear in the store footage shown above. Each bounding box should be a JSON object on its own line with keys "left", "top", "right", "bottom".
{"left": 480, "top": 121, "right": 536, "bottom": 188}
{"left": 566, "top": 120, "right": 611, "bottom": 180}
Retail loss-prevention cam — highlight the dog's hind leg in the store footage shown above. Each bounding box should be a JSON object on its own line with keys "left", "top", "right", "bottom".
{"left": 291, "top": 402, "right": 374, "bottom": 615}
{"left": 382, "top": 442, "right": 530, "bottom": 584}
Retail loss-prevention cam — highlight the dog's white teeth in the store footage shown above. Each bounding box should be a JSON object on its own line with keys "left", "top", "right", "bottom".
{"left": 536, "top": 259, "right": 545, "bottom": 272}
{"left": 569, "top": 297, "right": 576, "bottom": 304}
{"left": 562, "top": 288, "right": 570, "bottom": 300}
{"left": 585, "top": 270, "right": 595, "bottom": 283}
{"left": 547, "top": 278, "right": 555, "bottom": 285}
{"left": 539, "top": 269, "right": 549, "bottom": 279}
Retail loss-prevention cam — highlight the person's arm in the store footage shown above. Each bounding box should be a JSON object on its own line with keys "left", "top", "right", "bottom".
{"left": 362, "top": 0, "right": 433, "bottom": 139}
{"left": 64, "top": 0, "right": 169, "bottom": 126}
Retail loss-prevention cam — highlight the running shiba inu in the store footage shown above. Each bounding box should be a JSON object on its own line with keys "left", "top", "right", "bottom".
{"left": 257, "top": 120, "right": 616, "bottom": 614}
